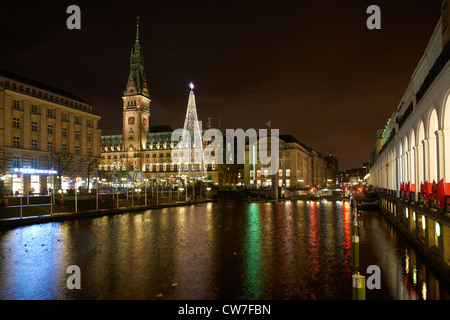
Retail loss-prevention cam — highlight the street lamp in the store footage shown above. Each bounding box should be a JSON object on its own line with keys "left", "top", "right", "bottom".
{"left": 179, "top": 187, "right": 184, "bottom": 202}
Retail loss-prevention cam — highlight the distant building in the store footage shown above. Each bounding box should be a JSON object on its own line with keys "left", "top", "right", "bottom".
{"left": 324, "top": 151, "right": 339, "bottom": 186}
{"left": 244, "top": 134, "right": 327, "bottom": 188}
{"left": 341, "top": 167, "right": 366, "bottom": 184}
{"left": 0, "top": 70, "right": 102, "bottom": 196}
{"left": 100, "top": 18, "right": 236, "bottom": 186}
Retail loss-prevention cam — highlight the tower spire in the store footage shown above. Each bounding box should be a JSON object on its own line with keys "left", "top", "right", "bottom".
{"left": 125, "top": 15, "right": 149, "bottom": 97}
{"left": 136, "top": 15, "right": 140, "bottom": 43}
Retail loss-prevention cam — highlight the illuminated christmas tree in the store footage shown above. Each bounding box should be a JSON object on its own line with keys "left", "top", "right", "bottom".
{"left": 178, "top": 83, "right": 207, "bottom": 180}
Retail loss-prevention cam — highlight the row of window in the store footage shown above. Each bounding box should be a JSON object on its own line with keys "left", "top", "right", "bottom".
{"left": 103, "top": 163, "right": 216, "bottom": 172}
{"left": 12, "top": 118, "right": 91, "bottom": 140}
{"left": 12, "top": 156, "right": 53, "bottom": 169}
{"left": 101, "top": 150, "right": 215, "bottom": 161}
{"left": 102, "top": 152, "right": 172, "bottom": 160}
{"left": 6, "top": 81, "right": 91, "bottom": 112}
{"left": 250, "top": 169, "right": 292, "bottom": 177}
{"left": 11, "top": 137, "right": 91, "bottom": 155}
{"left": 250, "top": 179, "right": 293, "bottom": 187}
{"left": 12, "top": 102, "right": 93, "bottom": 126}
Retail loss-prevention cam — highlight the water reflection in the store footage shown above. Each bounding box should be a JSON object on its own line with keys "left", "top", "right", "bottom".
{"left": 242, "top": 203, "right": 262, "bottom": 299}
{"left": 357, "top": 211, "right": 449, "bottom": 300}
{"left": 0, "top": 200, "right": 448, "bottom": 299}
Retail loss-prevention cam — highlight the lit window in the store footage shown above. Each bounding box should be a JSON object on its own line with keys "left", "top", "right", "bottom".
{"left": 13, "top": 117, "right": 20, "bottom": 129}
{"left": 286, "top": 169, "right": 291, "bottom": 177}
{"left": 31, "top": 139, "right": 38, "bottom": 150}
{"left": 13, "top": 156, "right": 20, "bottom": 167}
{"left": 278, "top": 179, "right": 283, "bottom": 187}
{"left": 13, "top": 136, "right": 20, "bottom": 148}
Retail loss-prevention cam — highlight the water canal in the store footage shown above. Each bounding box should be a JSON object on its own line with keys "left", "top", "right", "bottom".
{"left": 0, "top": 200, "right": 448, "bottom": 299}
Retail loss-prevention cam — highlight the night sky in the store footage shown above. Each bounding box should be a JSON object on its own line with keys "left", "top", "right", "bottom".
{"left": 0, "top": 0, "right": 443, "bottom": 171}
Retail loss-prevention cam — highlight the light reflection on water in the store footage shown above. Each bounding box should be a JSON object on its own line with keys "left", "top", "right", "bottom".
{"left": 0, "top": 200, "right": 448, "bottom": 299}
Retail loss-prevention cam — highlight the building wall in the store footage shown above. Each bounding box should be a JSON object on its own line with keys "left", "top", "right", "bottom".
{"left": 0, "top": 74, "right": 101, "bottom": 195}
{"left": 371, "top": 15, "right": 450, "bottom": 198}
{"left": 244, "top": 136, "right": 327, "bottom": 188}
{"left": 100, "top": 132, "right": 237, "bottom": 187}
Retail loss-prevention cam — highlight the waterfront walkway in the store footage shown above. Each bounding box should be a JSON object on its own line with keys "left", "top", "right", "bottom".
{"left": 0, "top": 199, "right": 215, "bottom": 229}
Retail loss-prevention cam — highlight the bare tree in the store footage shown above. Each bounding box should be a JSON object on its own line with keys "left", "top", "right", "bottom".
{"left": 50, "top": 151, "right": 74, "bottom": 190}
{"left": 78, "top": 158, "right": 100, "bottom": 193}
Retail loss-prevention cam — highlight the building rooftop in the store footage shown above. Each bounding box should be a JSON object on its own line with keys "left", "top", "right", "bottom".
{"left": 0, "top": 69, "right": 93, "bottom": 112}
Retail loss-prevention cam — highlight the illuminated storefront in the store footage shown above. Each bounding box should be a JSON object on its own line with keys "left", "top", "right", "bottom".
{"left": 5, "top": 168, "right": 58, "bottom": 195}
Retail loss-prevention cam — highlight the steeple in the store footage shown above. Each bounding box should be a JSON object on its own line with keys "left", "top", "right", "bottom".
{"left": 122, "top": 16, "right": 151, "bottom": 157}
{"left": 125, "top": 15, "right": 149, "bottom": 97}
{"left": 136, "top": 15, "right": 140, "bottom": 43}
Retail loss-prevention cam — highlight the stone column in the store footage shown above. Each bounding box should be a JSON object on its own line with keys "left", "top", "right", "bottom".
{"left": 413, "top": 146, "right": 419, "bottom": 202}
{"left": 422, "top": 139, "right": 430, "bottom": 183}
{"left": 438, "top": 129, "right": 450, "bottom": 182}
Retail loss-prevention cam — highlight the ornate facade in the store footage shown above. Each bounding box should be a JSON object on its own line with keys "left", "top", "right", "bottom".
{"left": 100, "top": 18, "right": 237, "bottom": 186}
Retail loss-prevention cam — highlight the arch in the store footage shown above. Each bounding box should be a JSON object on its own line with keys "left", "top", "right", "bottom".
{"left": 441, "top": 89, "right": 450, "bottom": 129}
{"left": 410, "top": 129, "right": 416, "bottom": 185}
{"left": 417, "top": 120, "right": 425, "bottom": 187}
{"left": 410, "top": 129, "right": 416, "bottom": 149}
{"left": 442, "top": 92, "right": 450, "bottom": 181}
{"left": 427, "top": 108, "right": 439, "bottom": 182}
{"left": 404, "top": 135, "right": 409, "bottom": 183}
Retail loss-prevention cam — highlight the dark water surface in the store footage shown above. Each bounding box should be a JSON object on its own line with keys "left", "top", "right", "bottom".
{"left": 0, "top": 200, "right": 448, "bottom": 299}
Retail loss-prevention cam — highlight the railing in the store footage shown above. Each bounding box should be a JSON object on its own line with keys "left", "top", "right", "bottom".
{"left": 0, "top": 187, "right": 211, "bottom": 221}
{"left": 416, "top": 40, "right": 450, "bottom": 103}
{"left": 397, "top": 102, "right": 413, "bottom": 129}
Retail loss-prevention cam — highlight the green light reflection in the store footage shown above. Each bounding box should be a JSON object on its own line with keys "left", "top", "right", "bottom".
{"left": 243, "top": 202, "right": 263, "bottom": 299}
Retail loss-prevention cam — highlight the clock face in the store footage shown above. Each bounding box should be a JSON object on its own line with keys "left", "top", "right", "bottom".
{"left": 128, "top": 117, "right": 135, "bottom": 125}
{"left": 143, "top": 118, "right": 147, "bottom": 126}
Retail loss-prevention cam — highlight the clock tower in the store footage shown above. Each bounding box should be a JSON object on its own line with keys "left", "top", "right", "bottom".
{"left": 122, "top": 15, "right": 150, "bottom": 160}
